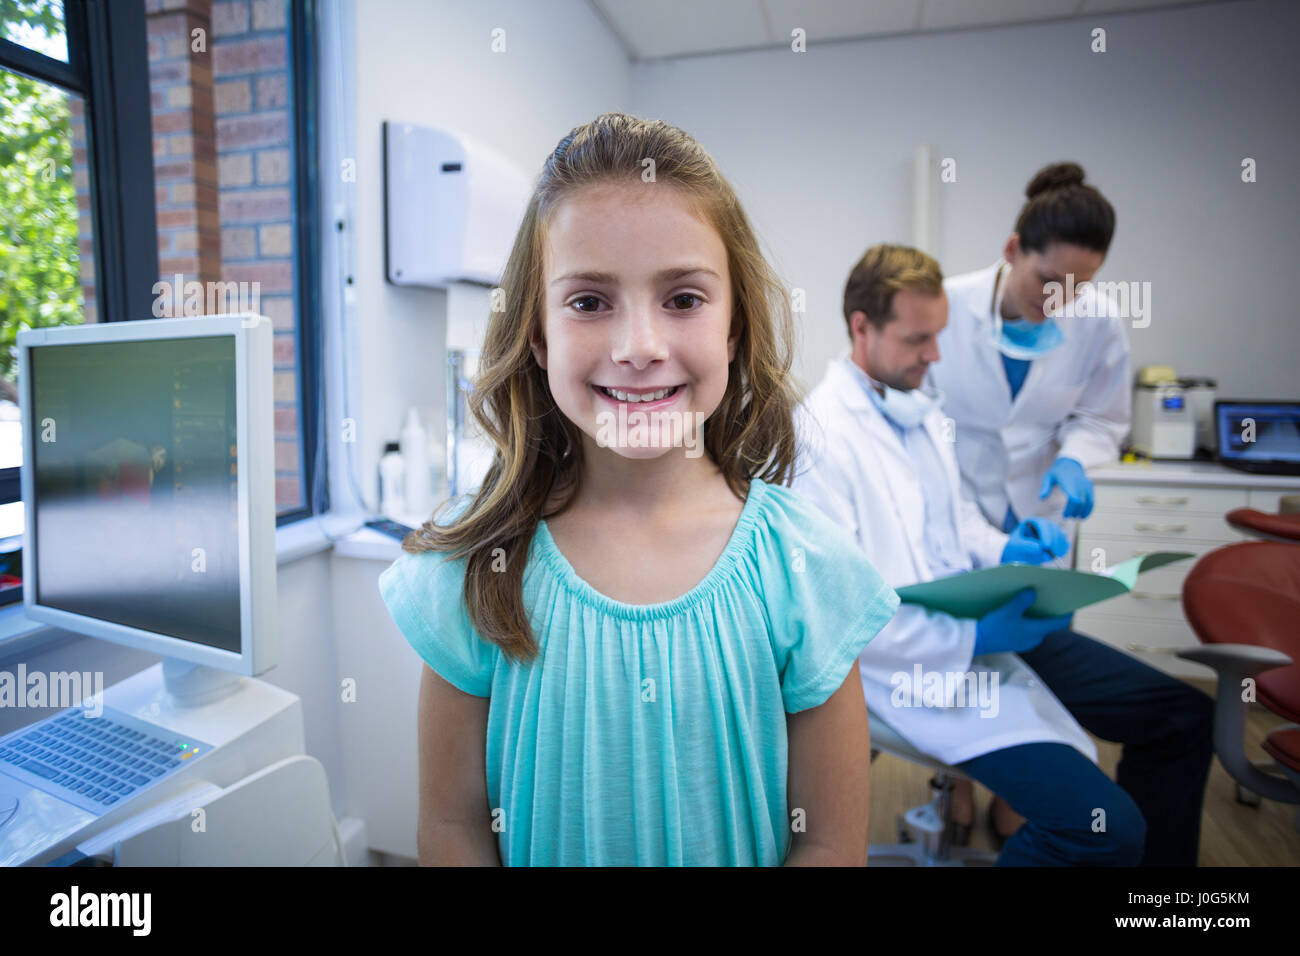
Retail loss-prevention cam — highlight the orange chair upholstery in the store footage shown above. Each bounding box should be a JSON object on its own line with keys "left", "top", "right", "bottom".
{"left": 1226, "top": 508, "right": 1300, "bottom": 543}
{"left": 1180, "top": 541, "right": 1300, "bottom": 803}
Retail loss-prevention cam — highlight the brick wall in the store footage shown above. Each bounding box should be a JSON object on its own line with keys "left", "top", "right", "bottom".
{"left": 138, "top": 0, "right": 304, "bottom": 512}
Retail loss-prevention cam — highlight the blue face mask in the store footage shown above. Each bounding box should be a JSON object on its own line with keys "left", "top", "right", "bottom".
{"left": 865, "top": 379, "right": 943, "bottom": 429}
{"left": 990, "top": 261, "right": 1065, "bottom": 360}
{"left": 843, "top": 357, "right": 943, "bottom": 429}
{"left": 994, "top": 314, "right": 1065, "bottom": 360}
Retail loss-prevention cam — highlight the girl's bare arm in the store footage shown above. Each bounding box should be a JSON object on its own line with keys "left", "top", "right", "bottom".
{"left": 416, "top": 663, "right": 501, "bottom": 865}
{"left": 783, "top": 668, "right": 872, "bottom": 866}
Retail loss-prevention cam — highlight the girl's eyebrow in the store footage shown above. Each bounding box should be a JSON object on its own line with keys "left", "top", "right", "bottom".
{"left": 549, "top": 266, "right": 721, "bottom": 287}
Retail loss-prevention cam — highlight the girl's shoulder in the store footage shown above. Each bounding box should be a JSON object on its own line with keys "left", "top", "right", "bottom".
{"left": 745, "top": 478, "right": 883, "bottom": 581}
{"left": 380, "top": 495, "right": 478, "bottom": 600}
{"left": 746, "top": 478, "right": 899, "bottom": 713}
{"left": 751, "top": 478, "right": 855, "bottom": 542}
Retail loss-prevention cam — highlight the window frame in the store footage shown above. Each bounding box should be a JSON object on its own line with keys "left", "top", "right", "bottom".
{"left": 0, "top": 0, "right": 325, "bottom": 616}
{"left": 284, "top": 0, "right": 327, "bottom": 523}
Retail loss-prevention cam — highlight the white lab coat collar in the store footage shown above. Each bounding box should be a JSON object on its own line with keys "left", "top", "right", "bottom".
{"left": 822, "top": 353, "right": 961, "bottom": 579}
{"left": 825, "top": 353, "right": 909, "bottom": 463}
{"left": 960, "top": 260, "right": 1004, "bottom": 331}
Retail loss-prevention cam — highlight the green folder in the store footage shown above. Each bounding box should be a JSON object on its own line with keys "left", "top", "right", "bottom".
{"left": 895, "top": 552, "right": 1194, "bottom": 619}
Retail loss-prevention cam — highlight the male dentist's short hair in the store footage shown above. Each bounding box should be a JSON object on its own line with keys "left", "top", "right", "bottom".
{"left": 842, "top": 244, "right": 943, "bottom": 334}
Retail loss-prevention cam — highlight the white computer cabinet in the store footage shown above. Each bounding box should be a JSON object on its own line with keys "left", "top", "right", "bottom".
{"left": 1072, "top": 462, "right": 1300, "bottom": 680}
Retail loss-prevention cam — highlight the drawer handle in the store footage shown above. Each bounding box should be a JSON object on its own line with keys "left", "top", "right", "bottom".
{"left": 1135, "top": 495, "right": 1189, "bottom": 506}
{"left": 1130, "top": 591, "right": 1179, "bottom": 601}
{"left": 1134, "top": 522, "right": 1187, "bottom": 533}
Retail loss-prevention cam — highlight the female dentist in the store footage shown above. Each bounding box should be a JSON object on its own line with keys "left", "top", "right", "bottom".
{"left": 929, "top": 162, "right": 1130, "bottom": 537}
{"left": 928, "top": 162, "right": 1132, "bottom": 845}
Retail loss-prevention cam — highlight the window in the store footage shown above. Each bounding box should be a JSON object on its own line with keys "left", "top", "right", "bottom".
{"left": 143, "top": 0, "right": 323, "bottom": 523}
{"left": 0, "top": 0, "right": 322, "bottom": 612}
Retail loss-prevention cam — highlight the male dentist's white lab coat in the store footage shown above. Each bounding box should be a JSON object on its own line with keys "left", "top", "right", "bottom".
{"left": 927, "top": 261, "right": 1131, "bottom": 528}
{"left": 792, "top": 353, "right": 1097, "bottom": 766}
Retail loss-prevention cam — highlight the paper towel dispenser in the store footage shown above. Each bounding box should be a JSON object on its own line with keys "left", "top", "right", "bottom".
{"left": 383, "top": 121, "right": 532, "bottom": 288}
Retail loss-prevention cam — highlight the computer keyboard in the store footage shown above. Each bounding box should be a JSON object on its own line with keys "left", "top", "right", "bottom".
{"left": 0, "top": 709, "right": 211, "bottom": 816}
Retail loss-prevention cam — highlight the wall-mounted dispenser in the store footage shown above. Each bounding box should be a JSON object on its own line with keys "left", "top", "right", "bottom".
{"left": 383, "top": 121, "right": 531, "bottom": 288}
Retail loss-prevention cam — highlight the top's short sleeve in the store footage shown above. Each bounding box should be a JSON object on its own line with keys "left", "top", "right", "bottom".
{"left": 377, "top": 510, "right": 496, "bottom": 697}
{"left": 759, "top": 486, "right": 900, "bottom": 714}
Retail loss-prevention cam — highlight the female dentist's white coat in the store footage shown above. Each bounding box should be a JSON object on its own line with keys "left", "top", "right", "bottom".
{"left": 792, "top": 353, "right": 1097, "bottom": 766}
{"left": 927, "top": 261, "right": 1131, "bottom": 529}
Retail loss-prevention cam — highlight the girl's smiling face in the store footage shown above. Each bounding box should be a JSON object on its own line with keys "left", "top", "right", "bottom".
{"left": 533, "top": 180, "right": 736, "bottom": 460}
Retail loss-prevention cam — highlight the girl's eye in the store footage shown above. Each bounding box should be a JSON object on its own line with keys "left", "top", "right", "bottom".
{"left": 571, "top": 295, "right": 602, "bottom": 314}
{"left": 671, "top": 293, "right": 702, "bottom": 310}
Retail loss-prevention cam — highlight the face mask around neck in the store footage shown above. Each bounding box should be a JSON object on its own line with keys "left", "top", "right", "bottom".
{"left": 863, "top": 374, "right": 942, "bottom": 428}
{"left": 990, "top": 262, "right": 1065, "bottom": 360}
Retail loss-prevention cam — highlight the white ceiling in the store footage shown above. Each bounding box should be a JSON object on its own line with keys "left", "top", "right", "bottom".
{"left": 587, "top": 0, "right": 1237, "bottom": 60}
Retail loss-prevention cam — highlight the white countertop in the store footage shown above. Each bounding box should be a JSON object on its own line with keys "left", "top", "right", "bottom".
{"left": 1088, "top": 459, "right": 1300, "bottom": 488}
{"left": 333, "top": 525, "right": 407, "bottom": 562}
{"left": 331, "top": 505, "right": 435, "bottom": 562}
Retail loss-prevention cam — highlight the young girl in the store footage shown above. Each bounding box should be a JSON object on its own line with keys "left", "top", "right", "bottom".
{"left": 378, "top": 112, "right": 899, "bottom": 866}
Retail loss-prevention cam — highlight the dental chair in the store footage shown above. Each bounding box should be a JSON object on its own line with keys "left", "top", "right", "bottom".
{"left": 1224, "top": 493, "right": 1300, "bottom": 543}
{"left": 867, "top": 709, "right": 997, "bottom": 866}
{"left": 1178, "top": 538, "right": 1300, "bottom": 825}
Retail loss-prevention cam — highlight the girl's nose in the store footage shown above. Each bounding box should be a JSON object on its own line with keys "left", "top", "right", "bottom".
{"left": 610, "top": 303, "right": 669, "bottom": 367}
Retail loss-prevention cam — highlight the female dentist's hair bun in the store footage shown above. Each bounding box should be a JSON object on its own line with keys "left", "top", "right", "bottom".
{"left": 1025, "top": 161, "right": 1086, "bottom": 198}
{"left": 1015, "top": 161, "right": 1114, "bottom": 254}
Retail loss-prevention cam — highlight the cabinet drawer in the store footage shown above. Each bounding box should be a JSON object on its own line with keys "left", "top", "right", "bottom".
{"left": 1247, "top": 487, "right": 1300, "bottom": 511}
{"left": 1084, "top": 510, "right": 1240, "bottom": 542}
{"left": 1093, "top": 484, "right": 1246, "bottom": 516}
{"left": 1071, "top": 611, "right": 1212, "bottom": 680}
{"left": 1073, "top": 535, "right": 1221, "bottom": 574}
{"left": 1074, "top": 610, "right": 1198, "bottom": 651}
{"left": 1088, "top": 589, "right": 1186, "bottom": 623}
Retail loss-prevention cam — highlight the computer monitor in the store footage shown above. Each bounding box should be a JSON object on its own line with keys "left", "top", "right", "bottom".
{"left": 15, "top": 314, "right": 278, "bottom": 694}
{"left": 1215, "top": 400, "right": 1300, "bottom": 475}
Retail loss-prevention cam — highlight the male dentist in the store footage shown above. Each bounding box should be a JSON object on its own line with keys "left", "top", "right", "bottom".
{"left": 791, "top": 244, "right": 1212, "bottom": 866}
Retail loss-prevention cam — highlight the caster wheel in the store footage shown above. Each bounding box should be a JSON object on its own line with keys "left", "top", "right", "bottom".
{"left": 1235, "top": 783, "right": 1261, "bottom": 808}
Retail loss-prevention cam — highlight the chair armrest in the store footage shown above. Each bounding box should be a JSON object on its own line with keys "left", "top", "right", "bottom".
{"left": 1175, "top": 644, "right": 1299, "bottom": 804}
{"left": 1175, "top": 643, "right": 1293, "bottom": 675}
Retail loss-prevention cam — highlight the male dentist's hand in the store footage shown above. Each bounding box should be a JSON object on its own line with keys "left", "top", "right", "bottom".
{"left": 1039, "top": 457, "right": 1094, "bottom": 519}
{"left": 1000, "top": 517, "right": 1070, "bottom": 565}
{"left": 974, "top": 588, "right": 1073, "bottom": 656}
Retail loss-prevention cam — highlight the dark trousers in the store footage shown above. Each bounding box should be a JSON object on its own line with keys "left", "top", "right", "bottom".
{"left": 957, "top": 629, "right": 1214, "bottom": 866}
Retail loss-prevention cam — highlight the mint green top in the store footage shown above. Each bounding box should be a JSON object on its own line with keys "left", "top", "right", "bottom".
{"left": 377, "top": 477, "right": 898, "bottom": 866}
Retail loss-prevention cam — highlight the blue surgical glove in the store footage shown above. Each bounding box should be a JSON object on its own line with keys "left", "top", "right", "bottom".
{"left": 1000, "top": 517, "right": 1070, "bottom": 565}
{"left": 1039, "top": 457, "right": 1094, "bottom": 519}
{"left": 974, "top": 588, "right": 1073, "bottom": 657}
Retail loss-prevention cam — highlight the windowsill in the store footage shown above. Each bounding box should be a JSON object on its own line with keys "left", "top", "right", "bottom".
{"left": 275, "top": 515, "right": 336, "bottom": 564}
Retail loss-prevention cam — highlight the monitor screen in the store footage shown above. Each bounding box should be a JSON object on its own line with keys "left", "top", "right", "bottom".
{"left": 28, "top": 335, "right": 243, "bottom": 653}
{"left": 1216, "top": 402, "right": 1300, "bottom": 464}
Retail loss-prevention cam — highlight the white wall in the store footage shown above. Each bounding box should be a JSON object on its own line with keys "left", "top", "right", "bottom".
{"left": 629, "top": 0, "right": 1299, "bottom": 400}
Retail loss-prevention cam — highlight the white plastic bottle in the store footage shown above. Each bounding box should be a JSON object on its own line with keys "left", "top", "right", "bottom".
{"left": 401, "top": 406, "right": 431, "bottom": 517}
{"left": 378, "top": 441, "right": 406, "bottom": 517}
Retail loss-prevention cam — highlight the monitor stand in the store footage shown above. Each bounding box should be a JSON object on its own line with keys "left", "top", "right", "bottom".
{"left": 161, "top": 658, "right": 245, "bottom": 707}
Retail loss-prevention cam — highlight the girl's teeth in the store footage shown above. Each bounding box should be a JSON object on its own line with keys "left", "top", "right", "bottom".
{"left": 600, "top": 385, "right": 677, "bottom": 402}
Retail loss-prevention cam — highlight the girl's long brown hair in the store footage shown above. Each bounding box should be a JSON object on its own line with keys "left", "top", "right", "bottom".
{"left": 401, "top": 112, "right": 801, "bottom": 662}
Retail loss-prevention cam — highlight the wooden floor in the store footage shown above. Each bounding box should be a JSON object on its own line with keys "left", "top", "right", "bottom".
{"left": 868, "top": 677, "right": 1300, "bottom": 866}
